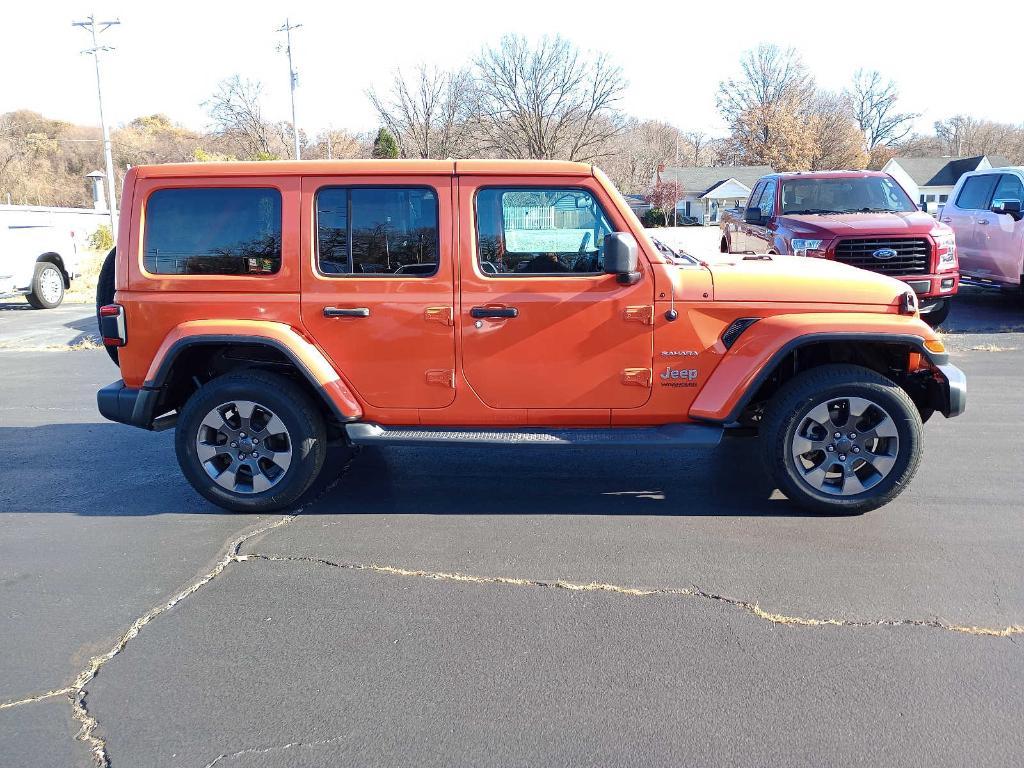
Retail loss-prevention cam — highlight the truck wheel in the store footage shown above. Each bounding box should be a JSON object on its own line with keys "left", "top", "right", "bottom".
{"left": 720, "top": 236, "right": 730, "bottom": 254}
{"left": 95, "top": 249, "right": 118, "bottom": 365}
{"left": 761, "top": 364, "right": 923, "bottom": 515}
{"left": 175, "top": 371, "right": 327, "bottom": 513}
{"left": 26, "top": 262, "right": 65, "bottom": 309}
{"left": 921, "top": 298, "right": 950, "bottom": 328}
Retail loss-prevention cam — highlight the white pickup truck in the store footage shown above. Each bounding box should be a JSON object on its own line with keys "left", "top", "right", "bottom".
{"left": 0, "top": 215, "right": 81, "bottom": 308}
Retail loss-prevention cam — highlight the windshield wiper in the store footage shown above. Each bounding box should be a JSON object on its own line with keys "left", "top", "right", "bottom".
{"left": 837, "top": 207, "right": 901, "bottom": 214}
{"left": 783, "top": 209, "right": 839, "bottom": 215}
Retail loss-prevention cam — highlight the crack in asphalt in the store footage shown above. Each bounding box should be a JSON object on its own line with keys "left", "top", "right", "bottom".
{"left": 2, "top": 445, "right": 1020, "bottom": 765}
{"left": 203, "top": 735, "right": 349, "bottom": 767}
{"left": 0, "top": 453, "right": 356, "bottom": 766}
{"left": 237, "top": 553, "right": 1024, "bottom": 638}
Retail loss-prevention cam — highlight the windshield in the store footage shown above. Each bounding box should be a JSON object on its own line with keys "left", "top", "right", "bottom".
{"left": 780, "top": 176, "right": 916, "bottom": 215}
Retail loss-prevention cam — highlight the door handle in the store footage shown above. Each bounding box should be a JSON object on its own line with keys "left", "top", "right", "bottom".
{"left": 323, "top": 307, "right": 370, "bottom": 318}
{"left": 470, "top": 306, "right": 518, "bottom": 319}
{"left": 941, "top": 217, "right": 953, "bottom": 223}
{"left": 977, "top": 219, "right": 990, "bottom": 226}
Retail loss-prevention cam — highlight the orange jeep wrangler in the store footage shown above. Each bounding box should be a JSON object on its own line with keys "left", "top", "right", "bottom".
{"left": 95, "top": 160, "right": 965, "bottom": 514}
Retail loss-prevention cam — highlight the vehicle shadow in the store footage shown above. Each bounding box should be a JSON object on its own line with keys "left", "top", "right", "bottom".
{"left": 942, "top": 284, "right": 1024, "bottom": 333}
{"left": 0, "top": 424, "right": 816, "bottom": 518}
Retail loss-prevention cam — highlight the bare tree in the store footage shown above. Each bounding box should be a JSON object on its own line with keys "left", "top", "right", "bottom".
{"left": 717, "top": 45, "right": 816, "bottom": 168}
{"left": 367, "top": 65, "right": 478, "bottom": 159}
{"left": 473, "top": 35, "right": 627, "bottom": 161}
{"left": 203, "top": 75, "right": 283, "bottom": 160}
{"left": 808, "top": 92, "right": 868, "bottom": 170}
{"left": 602, "top": 119, "right": 691, "bottom": 193}
{"left": 845, "top": 69, "right": 918, "bottom": 150}
{"left": 717, "top": 44, "right": 816, "bottom": 126}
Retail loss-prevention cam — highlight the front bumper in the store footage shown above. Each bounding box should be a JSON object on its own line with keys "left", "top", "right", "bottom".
{"left": 900, "top": 272, "right": 959, "bottom": 301}
{"left": 931, "top": 363, "right": 967, "bottom": 418}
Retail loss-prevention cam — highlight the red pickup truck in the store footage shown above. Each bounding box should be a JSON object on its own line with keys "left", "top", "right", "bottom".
{"left": 720, "top": 171, "right": 959, "bottom": 325}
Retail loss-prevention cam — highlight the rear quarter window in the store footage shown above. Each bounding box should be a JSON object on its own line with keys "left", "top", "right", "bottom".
{"left": 143, "top": 187, "right": 282, "bottom": 275}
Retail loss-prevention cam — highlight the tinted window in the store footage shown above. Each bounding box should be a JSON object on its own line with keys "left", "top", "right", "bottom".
{"left": 956, "top": 175, "right": 999, "bottom": 210}
{"left": 475, "top": 188, "right": 613, "bottom": 275}
{"left": 992, "top": 174, "right": 1024, "bottom": 206}
{"left": 758, "top": 179, "right": 777, "bottom": 217}
{"left": 780, "top": 176, "right": 915, "bottom": 214}
{"left": 144, "top": 188, "right": 281, "bottom": 275}
{"left": 747, "top": 181, "right": 765, "bottom": 210}
{"left": 315, "top": 187, "right": 439, "bottom": 276}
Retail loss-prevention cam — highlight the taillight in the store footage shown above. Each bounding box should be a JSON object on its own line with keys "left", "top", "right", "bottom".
{"left": 99, "top": 304, "right": 126, "bottom": 347}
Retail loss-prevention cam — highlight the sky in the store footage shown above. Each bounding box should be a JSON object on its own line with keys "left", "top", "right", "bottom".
{"left": 4, "top": 0, "right": 1022, "bottom": 143}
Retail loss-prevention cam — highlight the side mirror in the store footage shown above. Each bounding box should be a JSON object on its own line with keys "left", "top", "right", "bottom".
{"left": 743, "top": 206, "right": 764, "bottom": 225}
{"left": 603, "top": 232, "right": 640, "bottom": 285}
{"left": 992, "top": 199, "right": 1023, "bottom": 221}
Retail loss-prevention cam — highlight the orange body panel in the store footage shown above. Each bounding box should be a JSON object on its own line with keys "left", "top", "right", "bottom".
{"left": 688, "top": 312, "right": 939, "bottom": 422}
{"left": 112, "top": 159, "right": 934, "bottom": 430}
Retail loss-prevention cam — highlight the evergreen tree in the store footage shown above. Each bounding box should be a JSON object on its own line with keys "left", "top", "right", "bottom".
{"left": 372, "top": 128, "right": 399, "bottom": 159}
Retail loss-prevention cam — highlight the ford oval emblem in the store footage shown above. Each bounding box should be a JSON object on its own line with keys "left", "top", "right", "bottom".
{"left": 872, "top": 248, "right": 898, "bottom": 260}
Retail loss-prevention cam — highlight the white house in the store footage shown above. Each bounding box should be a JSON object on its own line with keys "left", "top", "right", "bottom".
{"left": 655, "top": 165, "right": 774, "bottom": 225}
{"left": 883, "top": 155, "right": 1010, "bottom": 213}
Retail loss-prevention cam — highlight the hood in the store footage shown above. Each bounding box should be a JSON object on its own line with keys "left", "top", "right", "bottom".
{"left": 780, "top": 210, "right": 940, "bottom": 237}
{"left": 706, "top": 254, "right": 908, "bottom": 306}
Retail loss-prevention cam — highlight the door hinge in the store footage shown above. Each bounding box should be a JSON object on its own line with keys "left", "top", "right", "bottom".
{"left": 425, "top": 369, "right": 456, "bottom": 388}
{"left": 424, "top": 306, "right": 454, "bottom": 326}
{"left": 623, "top": 305, "right": 654, "bottom": 325}
{"left": 622, "top": 368, "right": 652, "bottom": 387}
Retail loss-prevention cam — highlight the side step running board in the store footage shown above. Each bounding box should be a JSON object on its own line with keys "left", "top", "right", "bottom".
{"left": 345, "top": 423, "right": 723, "bottom": 448}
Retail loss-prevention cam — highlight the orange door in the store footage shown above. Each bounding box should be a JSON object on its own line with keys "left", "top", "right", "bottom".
{"left": 456, "top": 177, "right": 654, "bottom": 410}
{"left": 300, "top": 175, "right": 456, "bottom": 409}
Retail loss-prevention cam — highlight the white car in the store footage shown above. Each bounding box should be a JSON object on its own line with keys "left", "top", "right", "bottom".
{"left": 0, "top": 217, "right": 81, "bottom": 308}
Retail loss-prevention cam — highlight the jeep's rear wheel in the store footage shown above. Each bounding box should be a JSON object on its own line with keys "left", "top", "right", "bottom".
{"left": 175, "top": 371, "right": 326, "bottom": 512}
{"left": 761, "top": 364, "right": 923, "bottom": 514}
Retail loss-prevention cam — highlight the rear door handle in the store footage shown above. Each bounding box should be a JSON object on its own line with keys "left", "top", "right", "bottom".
{"left": 941, "top": 217, "right": 953, "bottom": 223}
{"left": 470, "top": 306, "right": 518, "bottom": 319}
{"left": 323, "top": 307, "right": 370, "bottom": 318}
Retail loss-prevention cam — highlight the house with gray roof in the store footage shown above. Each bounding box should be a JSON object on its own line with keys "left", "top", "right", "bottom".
{"left": 655, "top": 165, "right": 774, "bottom": 225}
{"left": 882, "top": 155, "right": 1011, "bottom": 213}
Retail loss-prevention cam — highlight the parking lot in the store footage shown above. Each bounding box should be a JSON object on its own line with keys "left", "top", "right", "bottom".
{"left": 1, "top": 283, "right": 1022, "bottom": 767}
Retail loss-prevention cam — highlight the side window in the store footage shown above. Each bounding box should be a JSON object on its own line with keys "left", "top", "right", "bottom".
{"left": 956, "top": 175, "right": 999, "bottom": 211}
{"left": 992, "top": 174, "right": 1024, "bottom": 207}
{"left": 475, "top": 188, "right": 613, "bottom": 276}
{"left": 315, "top": 187, "right": 439, "bottom": 276}
{"left": 758, "top": 179, "right": 777, "bottom": 217}
{"left": 144, "top": 187, "right": 281, "bottom": 275}
{"left": 746, "top": 181, "right": 765, "bottom": 210}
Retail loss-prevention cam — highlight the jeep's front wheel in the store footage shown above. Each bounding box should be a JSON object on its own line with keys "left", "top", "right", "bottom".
{"left": 175, "top": 371, "right": 326, "bottom": 512}
{"left": 761, "top": 364, "right": 923, "bottom": 514}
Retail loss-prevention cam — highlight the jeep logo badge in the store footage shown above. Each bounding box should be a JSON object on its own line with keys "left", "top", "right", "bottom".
{"left": 872, "top": 248, "right": 898, "bottom": 260}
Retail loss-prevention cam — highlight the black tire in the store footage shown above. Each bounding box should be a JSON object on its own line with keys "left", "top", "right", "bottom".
{"left": 175, "top": 371, "right": 327, "bottom": 513}
{"left": 921, "top": 298, "right": 950, "bottom": 328}
{"left": 761, "top": 364, "right": 923, "bottom": 515}
{"left": 720, "top": 236, "right": 730, "bottom": 254}
{"left": 26, "top": 262, "right": 65, "bottom": 309}
{"left": 95, "top": 249, "right": 118, "bottom": 365}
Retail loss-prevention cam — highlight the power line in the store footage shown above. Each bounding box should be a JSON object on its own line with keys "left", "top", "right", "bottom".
{"left": 72, "top": 14, "right": 120, "bottom": 232}
{"left": 276, "top": 19, "right": 302, "bottom": 161}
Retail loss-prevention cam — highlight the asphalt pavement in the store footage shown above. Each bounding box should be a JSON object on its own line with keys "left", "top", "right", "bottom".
{"left": 0, "top": 297, "right": 1021, "bottom": 767}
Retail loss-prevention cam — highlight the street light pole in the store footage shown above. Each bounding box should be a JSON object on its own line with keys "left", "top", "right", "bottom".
{"left": 276, "top": 19, "right": 303, "bottom": 161}
{"left": 73, "top": 15, "right": 120, "bottom": 233}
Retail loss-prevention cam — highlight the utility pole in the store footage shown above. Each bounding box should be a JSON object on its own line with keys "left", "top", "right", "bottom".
{"left": 276, "top": 19, "right": 302, "bottom": 160}
{"left": 73, "top": 15, "right": 120, "bottom": 232}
